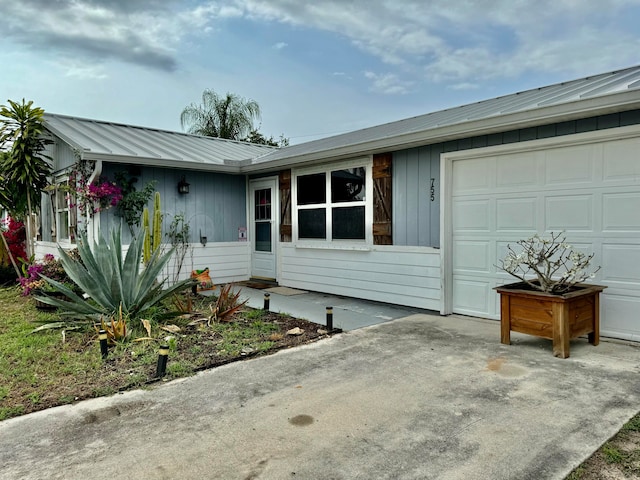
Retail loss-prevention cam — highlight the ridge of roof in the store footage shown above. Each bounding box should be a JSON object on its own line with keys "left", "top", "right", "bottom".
{"left": 43, "top": 112, "right": 277, "bottom": 150}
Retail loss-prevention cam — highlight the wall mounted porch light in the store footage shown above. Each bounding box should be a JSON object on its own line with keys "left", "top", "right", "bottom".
{"left": 177, "top": 176, "right": 190, "bottom": 194}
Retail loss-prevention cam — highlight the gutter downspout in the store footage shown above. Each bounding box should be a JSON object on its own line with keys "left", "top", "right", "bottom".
{"left": 85, "top": 158, "right": 102, "bottom": 246}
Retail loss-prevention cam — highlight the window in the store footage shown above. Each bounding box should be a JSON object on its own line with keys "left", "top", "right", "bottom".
{"left": 254, "top": 188, "right": 272, "bottom": 252}
{"left": 54, "top": 178, "right": 76, "bottom": 243}
{"left": 294, "top": 162, "right": 370, "bottom": 242}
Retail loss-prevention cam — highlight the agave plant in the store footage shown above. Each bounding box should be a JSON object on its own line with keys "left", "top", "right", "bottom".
{"left": 208, "top": 283, "right": 248, "bottom": 323}
{"left": 35, "top": 227, "right": 196, "bottom": 320}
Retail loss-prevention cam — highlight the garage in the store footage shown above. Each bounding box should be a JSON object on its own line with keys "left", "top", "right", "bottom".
{"left": 444, "top": 125, "right": 640, "bottom": 341}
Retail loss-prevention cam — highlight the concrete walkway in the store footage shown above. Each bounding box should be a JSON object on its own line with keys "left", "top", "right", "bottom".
{"left": 222, "top": 285, "right": 430, "bottom": 330}
{"left": 1, "top": 309, "right": 639, "bottom": 480}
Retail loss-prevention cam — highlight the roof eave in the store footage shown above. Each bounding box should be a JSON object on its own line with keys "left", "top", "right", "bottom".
{"left": 82, "top": 152, "right": 243, "bottom": 173}
{"left": 242, "top": 90, "right": 640, "bottom": 172}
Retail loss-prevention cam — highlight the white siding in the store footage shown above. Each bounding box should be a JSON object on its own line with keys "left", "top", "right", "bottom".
{"left": 169, "top": 242, "right": 250, "bottom": 285}
{"left": 36, "top": 241, "right": 251, "bottom": 287}
{"left": 279, "top": 244, "right": 441, "bottom": 310}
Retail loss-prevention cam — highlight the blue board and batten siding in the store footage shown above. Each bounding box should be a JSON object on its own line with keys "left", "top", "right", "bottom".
{"left": 393, "top": 146, "right": 441, "bottom": 248}
{"left": 292, "top": 109, "right": 640, "bottom": 311}
{"left": 47, "top": 138, "right": 78, "bottom": 173}
{"left": 391, "top": 109, "right": 640, "bottom": 250}
{"left": 99, "top": 164, "right": 247, "bottom": 245}
{"left": 98, "top": 164, "right": 250, "bottom": 284}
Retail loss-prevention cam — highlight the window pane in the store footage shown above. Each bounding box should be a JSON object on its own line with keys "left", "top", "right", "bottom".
{"left": 255, "top": 189, "right": 271, "bottom": 220}
{"left": 56, "top": 190, "right": 67, "bottom": 210}
{"left": 298, "top": 209, "right": 326, "bottom": 239}
{"left": 255, "top": 222, "right": 271, "bottom": 252}
{"left": 59, "top": 211, "right": 69, "bottom": 240}
{"left": 297, "top": 173, "right": 326, "bottom": 205}
{"left": 331, "top": 167, "right": 365, "bottom": 203}
{"left": 332, "top": 206, "right": 365, "bottom": 240}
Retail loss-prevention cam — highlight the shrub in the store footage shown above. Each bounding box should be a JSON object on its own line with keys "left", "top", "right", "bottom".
{"left": 2, "top": 218, "right": 26, "bottom": 264}
{"left": 19, "top": 254, "right": 75, "bottom": 295}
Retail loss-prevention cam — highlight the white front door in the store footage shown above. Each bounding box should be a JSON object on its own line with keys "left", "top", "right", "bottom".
{"left": 250, "top": 178, "right": 278, "bottom": 280}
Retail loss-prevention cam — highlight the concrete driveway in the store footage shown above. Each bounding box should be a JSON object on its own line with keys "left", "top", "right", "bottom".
{"left": 1, "top": 313, "right": 639, "bottom": 480}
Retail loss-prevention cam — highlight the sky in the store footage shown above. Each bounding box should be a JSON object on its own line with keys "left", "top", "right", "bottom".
{"left": 1, "top": 0, "right": 640, "bottom": 144}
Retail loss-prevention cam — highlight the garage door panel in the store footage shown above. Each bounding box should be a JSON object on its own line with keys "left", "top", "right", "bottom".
{"left": 496, "top": 154, "right": 538, "bottom": 188}
{"left": 601, "top": 296, "right": 640, "bottom": 341}
{"left": 453, "top": 240, "right": 490, "bottom": 273}
{"left": 545, "top": 195, "right": 593, "bottom": 231}
{"left": 453, "top": 278, "right": 492, "bottom": 315}
{"left": 602, "top": 193, "right": 640, "bottom": 231}
{"left": 496, "top": 197, "right": 537, "bottom": 231}
{"left": 603, "top": 139, "right": 640, "bottom": 183}
{"left": 602, "top": 244, "right": 640, "bottom": 285}
{"left": 452, "top": 158, "right": 493, "bottom": 192}
{"left": 544, "top": 145, "right": 596, "bottom": 185}
{"left": 452, "top": 199, "right": 491, "bottom": 232}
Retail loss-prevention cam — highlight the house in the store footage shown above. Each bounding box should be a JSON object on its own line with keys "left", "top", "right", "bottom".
{"left": 39, "top": 65, "right": 640, "bottom": 342}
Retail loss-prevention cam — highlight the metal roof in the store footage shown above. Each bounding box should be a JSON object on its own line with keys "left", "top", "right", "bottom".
{"left": 43, "top": 65, "right": 640, "bottom": 173}
{"left": 43, "top": 113, "right": 276, "bottom": 171}
{"left": 249, "top": 65, "right": 640, "bottom": 169}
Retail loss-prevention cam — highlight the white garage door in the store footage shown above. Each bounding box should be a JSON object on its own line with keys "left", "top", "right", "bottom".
{"left": 448, "top": 127, "right": 640, "bottom": 342}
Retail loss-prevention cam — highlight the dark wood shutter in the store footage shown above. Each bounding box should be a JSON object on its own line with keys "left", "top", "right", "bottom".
{"left": 373, "top": 153, "right": 392, "bottom": 245}
{"left": 279, "top": 169, "right": 292, "bottom": 242}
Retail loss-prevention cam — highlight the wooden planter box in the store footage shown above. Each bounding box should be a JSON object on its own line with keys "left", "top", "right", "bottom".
{"left": 495, "top": 282, "right": 606, "bottom": 358}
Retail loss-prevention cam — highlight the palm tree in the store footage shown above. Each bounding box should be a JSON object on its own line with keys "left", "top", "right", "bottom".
{"left": 180, "top": 89, "right": 261, "bottom": 140}
{"left": 0, "top": 99, "right": 52, "bottom": 258}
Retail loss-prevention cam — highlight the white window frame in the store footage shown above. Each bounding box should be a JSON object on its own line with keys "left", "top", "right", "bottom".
{"left": 53, "top": 175, "right": 77, "bottom": 245}
{"left": 292, "top": 157, "right": 373, "bottom": 245}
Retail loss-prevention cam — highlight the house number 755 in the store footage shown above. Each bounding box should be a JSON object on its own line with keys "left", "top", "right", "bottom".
{"left": 430, "top": 178, "right": 435, "bottom": 202}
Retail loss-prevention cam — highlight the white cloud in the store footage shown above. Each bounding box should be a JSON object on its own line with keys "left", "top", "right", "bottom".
{"left": 229, "top": 0, "right": 640, "bottom": 85}
{"left": 364, "top": 71, "right": 413, "bottom": 95}
{"left": 273, "top": 42, "right": 288, "bottom": 50}
{"left": 0, "top": 0, "right": 224, "bottom": 71}
{"left": 5, "top": 0, "right": 639, "bottom": 85}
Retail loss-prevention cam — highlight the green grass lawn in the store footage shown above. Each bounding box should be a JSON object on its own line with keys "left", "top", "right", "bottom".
{"left": 0, "top": 286, "right": 325, "bottom": 420}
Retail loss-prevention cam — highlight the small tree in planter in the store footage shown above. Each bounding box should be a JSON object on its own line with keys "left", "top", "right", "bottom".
{"left": 495, "top": 232, "right": 606, "bottom": 358}
{"left": 498, "top": 231, "right": 600, "bottom": 293}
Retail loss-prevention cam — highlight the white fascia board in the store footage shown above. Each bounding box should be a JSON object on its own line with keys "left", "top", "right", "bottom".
{"left": 241, "top": 90, "right": 640, "bottom": 172}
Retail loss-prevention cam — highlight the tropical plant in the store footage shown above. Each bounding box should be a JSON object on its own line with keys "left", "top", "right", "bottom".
{"left": 70, "top": 175, "right": 122, "bottom": 217}
{"left": 95, "top": 305, "right": 129, "bottom": 345}
{"left": 0, "top": 99, "right": 52, "bottom": 258}
{"left": 208, "top": 283, "right": 247, "bottom": 323}
{"left": 180, "top": 89, "right": 261, "bottom": 140}
{"left": 35, "top": 227, "right": 196, "bottom": 319}
{"left": 497, "top": 231, "right": 600, "bottom": 294}
{"left": 113, "top": 171, "right": 156, "bottom": 236}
